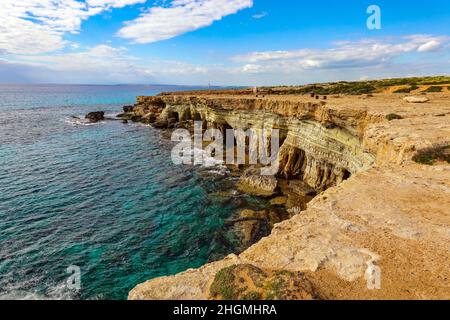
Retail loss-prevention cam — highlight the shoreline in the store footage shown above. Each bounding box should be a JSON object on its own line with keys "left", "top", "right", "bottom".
{"left": 88, "top": 85, "right": 449, "bottom": 300}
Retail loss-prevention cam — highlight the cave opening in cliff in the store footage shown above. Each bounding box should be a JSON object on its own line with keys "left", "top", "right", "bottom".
{"left": 342, "top": 169, "right": 351, "bottom": 181}
{"left": 168, "top": 111, "right": 179, "bottom": 122}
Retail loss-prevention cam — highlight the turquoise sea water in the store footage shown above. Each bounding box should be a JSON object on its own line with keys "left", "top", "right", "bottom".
{"left": 0, "top": 85, "right": 265, "bottom": 300}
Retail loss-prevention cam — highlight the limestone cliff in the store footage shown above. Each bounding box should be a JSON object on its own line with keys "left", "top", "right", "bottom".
{"left": 128, "top": 92, "right": 450, "bottom": 300}
{"left": 135, "top": 94, "right": 377, "bottom": 190}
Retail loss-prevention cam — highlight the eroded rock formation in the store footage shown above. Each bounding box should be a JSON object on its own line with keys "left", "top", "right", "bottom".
{"left": 132, "top": 94, "right": 375, "bottom": 191}
{"left": 127, "top": 92, "right": 450, "bottom": 300}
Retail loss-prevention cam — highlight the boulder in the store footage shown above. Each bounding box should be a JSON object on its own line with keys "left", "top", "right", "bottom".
{"left": 85, "top": 111, "right": 105, "bottom": 123}
{"left": 237, "top": 167, "right": 278, "bottom": 197}
{"left": 289, "top": 180, "right": 316, "bottom": 197}
{"left": 404, "top": 96, "right": 430, "bottom": 103}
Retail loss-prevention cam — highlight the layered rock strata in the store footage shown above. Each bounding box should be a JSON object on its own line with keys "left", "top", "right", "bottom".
{"left": 133, "top": 95, "right": 376, "bottom": 190}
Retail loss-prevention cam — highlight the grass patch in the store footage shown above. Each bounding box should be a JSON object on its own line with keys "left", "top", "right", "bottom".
{"left": 264, "top": 277, "right": 286, "bottom": 300}
{"left": 210, "top": 265, "right": 238, "bottom": 300}
{"left": 422, "top": 86, "right": 443, "bottom": 93}
{"left": 386, "top": 113, "right": 403, "bottom": 121}
{"left": 241, "top": 291, "right": 261, "bottom": 300}
{"left": 412, "top": 145, "right": 450, "bottom": 165}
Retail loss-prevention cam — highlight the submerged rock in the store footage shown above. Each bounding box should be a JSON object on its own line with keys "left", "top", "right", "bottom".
{"left": 85, "top": 111, "right": 105, "bottom": 123}
{"left": 237, "top": 167, "right": 278, "bottom": 197}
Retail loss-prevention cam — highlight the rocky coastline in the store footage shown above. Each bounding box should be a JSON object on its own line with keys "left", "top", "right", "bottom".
{"left": 89, "top": 88, "right": 450, "bottom": 300}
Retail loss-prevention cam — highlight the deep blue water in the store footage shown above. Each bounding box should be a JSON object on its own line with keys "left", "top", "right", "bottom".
{"left": 0, "top": 85, "right": 265, "bottom": 300}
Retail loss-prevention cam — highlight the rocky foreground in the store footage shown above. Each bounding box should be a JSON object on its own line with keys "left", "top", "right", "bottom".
{"left": 122, "top": 89, "right": 449, "bottom": 300}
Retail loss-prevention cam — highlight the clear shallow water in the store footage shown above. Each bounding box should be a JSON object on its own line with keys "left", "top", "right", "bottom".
{"left": 0, "top": 85, "right": 266, "bottom": 300}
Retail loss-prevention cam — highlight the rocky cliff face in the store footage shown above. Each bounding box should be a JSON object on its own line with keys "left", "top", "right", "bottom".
{"left": 128, "top": 93, "right": 450, "bottom": 300}
{"left": 134, "top": 95, "right": 375, "bottom": 190}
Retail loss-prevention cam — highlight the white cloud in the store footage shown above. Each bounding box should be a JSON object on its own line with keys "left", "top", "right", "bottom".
{"left": 417, "top": 40, "right": 441, "bottom": 52}
{"left": 0, "top": 0, "right": 145, "bottom": 55}
{"left": 233, "top": 35, "right": 449, "bottom": 74}
{"left": 7, "top": 44, "right": 224, "bottom": 84}
{"left": 87, "top": 0, "right": 146, "bottom": 8}
{"left": 252, "top": 12, "right": 267, "bottom": 19}
{"left": 117, "top": 0, "right": 253, "bottom": 44}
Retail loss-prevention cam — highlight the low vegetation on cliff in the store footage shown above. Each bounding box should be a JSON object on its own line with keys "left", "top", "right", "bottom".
{"left": 257, "top": 76, "right": 450, "bottom": 96}
{"left": 209, "top": 264, "right": 324, "bottom": 300}
{"left": 386, "top": 113, "right": 403, "bottom": 121}
{"left": 412, "top": 144, "right": 450, "bottom": 165}
{"left": 421, "top": 86, "right": 443, "bottom": 93}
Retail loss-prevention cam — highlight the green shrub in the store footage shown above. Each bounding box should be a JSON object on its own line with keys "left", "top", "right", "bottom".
{"left": 210, "top": 265, "right": 238, "bottom": 300}
{"left": 386, "top": 113, "right": 403, "bottom": 121}
{"left": 412, "top": 145, "right": 450, "bottom": 165}
{"left": 393, "top": 84, "right": 419, "bottom": 93}
{"left": 422, "top": 86, "right": 443, "bottom": 93}
{"left": 241, "top": 291, "right": 261, "bottom": 300}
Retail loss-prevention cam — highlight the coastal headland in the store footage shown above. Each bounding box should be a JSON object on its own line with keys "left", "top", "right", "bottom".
{"left": 111, "top": 78, "right": 449, "bottom": 300}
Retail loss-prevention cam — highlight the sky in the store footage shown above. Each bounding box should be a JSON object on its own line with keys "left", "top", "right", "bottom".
{"left": 0, "top": 0, "right": 449, "bottom": 85}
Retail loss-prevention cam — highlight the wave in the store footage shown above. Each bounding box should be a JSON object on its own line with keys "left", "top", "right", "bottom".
{"left": 63, "top": 116, "right": 103, "bottom": 127}
{"left": 0, "top": 281, "right": 76, "bottom": 300}
{"left": 192, "top": 148, "right": 229, "bottom": 176}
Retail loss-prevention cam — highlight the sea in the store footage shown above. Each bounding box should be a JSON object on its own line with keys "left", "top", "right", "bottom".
{"left": 0, "top": 84, "right": 267, "bottom": 300}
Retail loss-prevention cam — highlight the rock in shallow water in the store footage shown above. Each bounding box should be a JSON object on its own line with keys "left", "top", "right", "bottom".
{"left": 237, "top": 167, "right": 278, "bottom": 197}
{"left": 85, "top": 111, "right": 105, "bottom": 123}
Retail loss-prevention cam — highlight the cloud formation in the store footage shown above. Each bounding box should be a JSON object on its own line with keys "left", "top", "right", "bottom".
{"left": 117, "top": 0, "right": 253, "bottom": 43}
{"left": 233, "top": 35, "right": 449, "bottom": 74}
{"left": 0, "top": 0, "right": 145, "bottom": 54}
{"left": 1, "top": 35, "right": 449, "bottom": 85}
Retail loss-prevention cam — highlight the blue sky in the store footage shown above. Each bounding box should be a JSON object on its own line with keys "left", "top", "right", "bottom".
{"left": 0, "top": 0, "right": 449, "bottom": 85}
